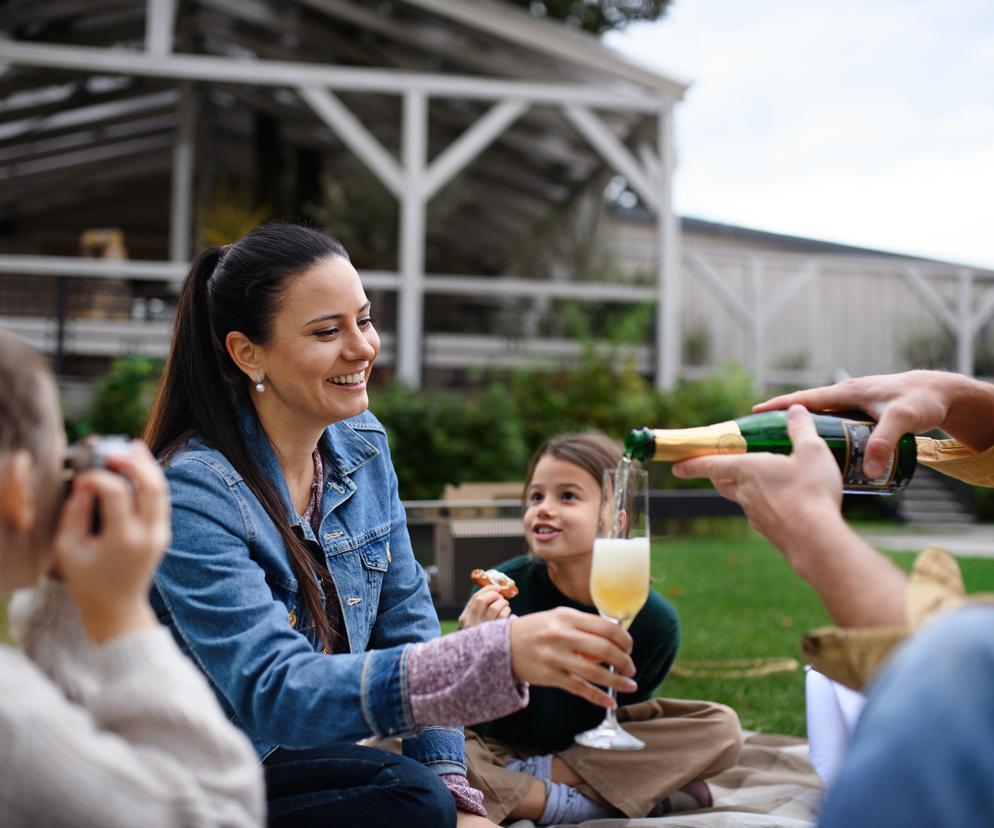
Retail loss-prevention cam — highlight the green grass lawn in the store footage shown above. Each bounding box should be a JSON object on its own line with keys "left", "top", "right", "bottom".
{"left": 5, "top": 526, "right": 993, "bottom": 739}
{"left": 443, "top": 524, "right": 994, "bottom": 738}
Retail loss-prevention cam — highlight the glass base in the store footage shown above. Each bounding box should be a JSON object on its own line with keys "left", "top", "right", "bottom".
{"left": 574, "top": 722, "right": 645, "bottom": 751}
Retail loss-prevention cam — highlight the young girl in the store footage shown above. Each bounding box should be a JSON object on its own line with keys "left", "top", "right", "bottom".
{"left": 460, "top": 431, "right": 743, "bottom": 824}
{"left": 0, "top": 328, "right": 264, "bottom": 826}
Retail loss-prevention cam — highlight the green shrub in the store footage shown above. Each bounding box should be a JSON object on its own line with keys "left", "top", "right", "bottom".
{"left": 506, "top": 344, "right": 660, "bottom": 450}
{"left": 369, "top": 382, "right": 528, "bottom": 501}
{"left": 657, "top": 363, "right": 758, "bottom": 428}
{"left": 83, "top": 356, "right": 164, "bottom": 438}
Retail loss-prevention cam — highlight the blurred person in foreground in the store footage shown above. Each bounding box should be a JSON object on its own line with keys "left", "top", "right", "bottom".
{"left": 0, "top": 328, "right": 264, "bottom": 826}
{"left": 674, "top": 370, "right": 994, "bottom": 828}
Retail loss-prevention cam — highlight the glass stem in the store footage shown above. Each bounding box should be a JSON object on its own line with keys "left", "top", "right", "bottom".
{"left": 603, "top": 665, "right": 621, "bottom": 729}
{"left": 602, "top": 615, "right": 623, "bottom": 729}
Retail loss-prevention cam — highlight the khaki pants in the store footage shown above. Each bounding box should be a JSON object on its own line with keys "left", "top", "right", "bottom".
{"left": 465, "top": 698, "right": 743, "bottom": 822}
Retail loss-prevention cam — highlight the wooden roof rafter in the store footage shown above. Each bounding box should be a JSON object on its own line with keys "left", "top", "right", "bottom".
{"left": 0, "top": 0, "right": 685, "bottom": 389}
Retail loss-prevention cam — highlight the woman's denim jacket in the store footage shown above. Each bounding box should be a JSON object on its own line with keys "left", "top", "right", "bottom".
{"left": 150, "top": 402, "right": 465, "bottom": 775}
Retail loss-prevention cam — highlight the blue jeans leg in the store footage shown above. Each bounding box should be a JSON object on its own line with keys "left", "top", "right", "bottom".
{"left": 819, "top": 605, "right": 994, "bottom": 828}
{"left": 264, "top": 743, "right": 457, "bottom": 828}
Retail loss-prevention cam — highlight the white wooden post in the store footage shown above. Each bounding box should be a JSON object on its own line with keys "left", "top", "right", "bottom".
{"left": 687, "top": 254, "right": 817, "bottom": 391}
{"left": 746, "top": 257, "right": 764, "bottom": 391}
{"left": 169, "top": 81, "right": 195, "bottom": 263}
{"left": 657, "top": 105, "right": 680, "bottom": 391}
{"left": 397, "top": 89, "right": 428, "bottom": 387}
{"left": 145, "top": 0, "right": 176, "bottom": 56}
{"left": 902, "top": 265, "right": 984, "bottom": 377}
{"left": 561, "top": 100, "right": 680, "bottom": 389}
{"left": 957, "top": 268, "right": 974, "bottom": 376}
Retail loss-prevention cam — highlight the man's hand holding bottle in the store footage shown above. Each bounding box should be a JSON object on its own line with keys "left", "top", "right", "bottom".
{"left": 673, "top": 404, "right": 845, "bottom": 567}
{"left": 754, "top": 370, "right": 994, "bottom": 475}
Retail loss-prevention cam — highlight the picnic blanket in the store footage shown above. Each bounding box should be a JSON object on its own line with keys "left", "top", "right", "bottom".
{"left": 506, "top": 732, "right": 824, "bottom": 828}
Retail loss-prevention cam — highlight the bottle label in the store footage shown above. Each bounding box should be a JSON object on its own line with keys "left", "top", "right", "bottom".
{"left": 842, "top": 421, "right": 895, "bottom": 489}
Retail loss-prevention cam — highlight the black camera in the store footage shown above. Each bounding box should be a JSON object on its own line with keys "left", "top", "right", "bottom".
{"left": 62, "top": 436, "right": 132, "bottom": 533}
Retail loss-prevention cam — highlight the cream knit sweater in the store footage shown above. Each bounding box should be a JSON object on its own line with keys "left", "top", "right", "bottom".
{"left": 0, "top": 578, "right": 265, "bottom": 827}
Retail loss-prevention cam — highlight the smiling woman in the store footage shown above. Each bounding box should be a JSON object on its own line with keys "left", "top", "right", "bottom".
{"left": 141, "top": 224, "right": 641, "bottom": 828}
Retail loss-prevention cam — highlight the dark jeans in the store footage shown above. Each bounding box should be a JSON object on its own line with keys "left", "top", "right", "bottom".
{"left": 264, "top": 743, "right": 457, "bottom": 828}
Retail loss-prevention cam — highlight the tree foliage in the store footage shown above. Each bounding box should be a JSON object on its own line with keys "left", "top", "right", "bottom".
{"left": 506, "top": 0, "right": 672, "bottom": 35}
{"left": 80, "top": 356, "right": 164, "bottom": 438}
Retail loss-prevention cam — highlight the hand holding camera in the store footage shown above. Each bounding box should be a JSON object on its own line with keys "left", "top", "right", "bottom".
{"left": 56, "top": 438, "right": 171, "bottom": 644}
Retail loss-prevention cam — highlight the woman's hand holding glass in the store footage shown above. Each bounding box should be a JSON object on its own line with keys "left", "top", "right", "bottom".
{"left": 509, "top": 607, "right": 637, "bottom": 709}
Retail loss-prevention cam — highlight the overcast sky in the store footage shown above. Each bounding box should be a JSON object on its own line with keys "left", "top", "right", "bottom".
{"left": 605, "top": 0, "right": 994, "bottom": 269}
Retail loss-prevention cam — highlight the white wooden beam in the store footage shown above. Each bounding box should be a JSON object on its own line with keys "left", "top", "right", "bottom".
{"left": 0, "top": 257, "right": 658, "bottom": 302}
{"left": 761, "top": 260, "right": 819, "bottom": 322}
{"left": 422, "top": 275, "right": 655, "bottom": 302}
{"left": 397, "top": 90, "right": 428, "bottom": 387}
{"left": 638, "top": 142, "right": 663, "bottom": 190}
{"left": 0, "top": 90, "right": 178, "bottom": 143}
{"left": 562, "top": 104, "right": 658, "bottom": 211}
{"left": 0, "top": 113, "right": 176, "bottom": 165}
{"left": 0, "top": 255, "right": 186, "bottom": 280}
{"left": 0, "top": 39, "right": 663, "bottom": 111}
{"left": 297, "top": 86, "right": 403, "bottom": 197}
{"left": 956, "top": 268, "right": 973, "bottom": 375}
{"left": 687, "top": 254, "right": 820, "bottom": 390}
{"left": 746, "top": 258, "right": 764, "bottom": 391}
{"left": 971, "top": 286, "right": 994, "bottom": 337}
{"left": 687, "top": 254, "right": 751, "bottom": 327}
{"left": 0, "top": 134, "right": 174, "bottom": 180}
{"left": 902, "top": 265, "right": 959, "bottom": 332}
{"left": 169, "top": 82, "right": 195, "bottom": 262}
{"left": 145, "top": 0, "right": 177, "bottom": 56}
{"left": 656, "top": 105, "right": 680, "bottom": 391}
{"left": 422, "top": 99, "right": 528, "bottom": 201}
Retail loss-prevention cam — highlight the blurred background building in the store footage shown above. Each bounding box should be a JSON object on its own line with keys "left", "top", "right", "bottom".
{"left": 0, "top": 0, "right": 991, "bottom": 414}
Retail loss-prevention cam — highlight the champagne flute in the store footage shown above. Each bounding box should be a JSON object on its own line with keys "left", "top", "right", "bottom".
{"left": 574, "top": 462, "right": 651, "bottom": 750}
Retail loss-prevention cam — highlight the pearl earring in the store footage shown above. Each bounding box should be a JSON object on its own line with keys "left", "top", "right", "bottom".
{"left": 255, "top": 374, "right": 265, "bottom": 393}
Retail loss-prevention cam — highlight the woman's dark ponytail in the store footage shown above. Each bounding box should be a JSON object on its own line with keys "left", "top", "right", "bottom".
{"left": 145, "top": 226, "right": 350, "bottom": 651}
{"left": 146, "top": 246, "right": 229, "bottom": 459}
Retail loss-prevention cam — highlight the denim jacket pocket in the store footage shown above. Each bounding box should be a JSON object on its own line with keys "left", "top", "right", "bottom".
{"left": 358, "top": 536, "right": 389, "bottom": 624}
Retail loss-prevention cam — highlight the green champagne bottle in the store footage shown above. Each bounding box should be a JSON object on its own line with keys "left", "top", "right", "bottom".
{"left": 626, "top": 411, "right": 917, "bottom": 494}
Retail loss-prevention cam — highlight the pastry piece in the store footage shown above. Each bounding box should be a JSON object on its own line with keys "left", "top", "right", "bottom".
{"left": 470, "top": 568, "right": 519, "bottom": 599}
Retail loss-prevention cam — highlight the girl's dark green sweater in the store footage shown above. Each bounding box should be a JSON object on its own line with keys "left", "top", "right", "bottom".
{"left": 471, "top": 555, "right": 680, "bottom": 752}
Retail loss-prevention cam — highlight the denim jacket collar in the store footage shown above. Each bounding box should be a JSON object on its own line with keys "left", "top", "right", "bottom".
{"left": 234, "top": 399, "right": 380, "bottom": 531}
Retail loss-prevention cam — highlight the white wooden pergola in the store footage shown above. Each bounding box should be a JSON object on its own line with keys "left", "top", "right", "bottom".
{"left": 0, "top": 0, "right": 688, "bottom": 389}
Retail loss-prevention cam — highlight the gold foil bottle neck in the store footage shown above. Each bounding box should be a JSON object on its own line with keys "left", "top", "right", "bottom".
{"left": 651, "top": 420, "right": 747, "bottom": 462}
